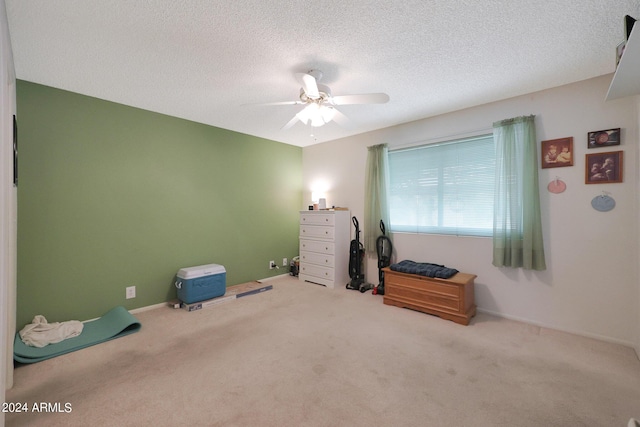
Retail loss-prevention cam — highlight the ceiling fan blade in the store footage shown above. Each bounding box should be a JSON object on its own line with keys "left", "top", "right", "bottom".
{"left": 330, "top": 108, "right": 353, "bottom": 129}
{"left": 243, "top": 100, "right": 304, "bottom": 107}
{"left": 281, "top": 115, "right": 300, "bottom": 130}
{"left": 261, "top": 100, "right": 304, "bottom": 106}
{"left": 331, "top": 93, "right": 390, "bottom": 105}
{"left": 295, "top": 72, "right": 320, "bottom": 99}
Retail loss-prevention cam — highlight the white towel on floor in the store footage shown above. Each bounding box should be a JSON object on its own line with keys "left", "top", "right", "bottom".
{"left": 19, "top": 315, "right": 84, "bottom": 348}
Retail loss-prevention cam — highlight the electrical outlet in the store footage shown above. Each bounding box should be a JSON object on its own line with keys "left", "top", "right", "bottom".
{"left": 126, "top": 286, "right": 136, "bottom": 299}
{"left": 283, "top": 257, "right": 288, "bottom": 266}
{"left": 269, "top": 260, "right": 276, "bottom": 270}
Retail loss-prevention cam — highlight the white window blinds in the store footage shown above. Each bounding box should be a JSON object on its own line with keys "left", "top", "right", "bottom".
{"left": 388, "top": 135, "right": 495, "bottom": 237}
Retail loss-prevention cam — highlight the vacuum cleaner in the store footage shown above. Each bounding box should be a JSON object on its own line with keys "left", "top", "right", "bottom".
{"left": 346, "top": 216, "right": 367, "bottom": 291}
{"left": 373, "top": 220, "right": 393, "bottom": 295}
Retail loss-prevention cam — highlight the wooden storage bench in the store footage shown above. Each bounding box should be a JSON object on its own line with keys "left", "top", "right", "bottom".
{"left": 382, "top": 267, "right": 476, "bottom": 325}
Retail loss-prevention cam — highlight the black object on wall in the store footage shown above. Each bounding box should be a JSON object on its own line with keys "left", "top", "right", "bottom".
{"left": 13, "top": 115, "right": 17, "bottom": 186}
{"left": 625, "top": 15, "right": 636, "bottom": 40}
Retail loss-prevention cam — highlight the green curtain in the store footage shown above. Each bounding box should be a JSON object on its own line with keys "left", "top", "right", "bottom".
{"left": 492, "top": 115, "right": 546, "bottom": 270}
{"left": 364, "top": 144, "right": 391, "bottom": 253}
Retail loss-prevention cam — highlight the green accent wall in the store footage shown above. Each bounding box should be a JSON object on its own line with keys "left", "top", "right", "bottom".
{"left": 16, "top": 80, "right": 302, "bottom": 328}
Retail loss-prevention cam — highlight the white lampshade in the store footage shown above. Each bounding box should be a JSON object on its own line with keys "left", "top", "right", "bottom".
{"left": 296, "top": 104, "right": 315, "bottom": 125}
{"left": 297, "top": 103, "right": 335, "bottom": 127}
{"left": 321, "top": 106, "right": 336, "bottom": 122}
{"left": 310, "top": 116, "right": 324, "bottom": 127}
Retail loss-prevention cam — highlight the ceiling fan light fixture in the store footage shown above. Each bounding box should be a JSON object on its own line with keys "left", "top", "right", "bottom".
{"left": 321, "top": 105, "right": 336, "bottom": 123}
{"left": 296, "top": 103, "right": 316, "bottom": 125}
{"left": 310, "top": 114, "right": 325, "bottom": 127}
{"left": 297, "top": 103, "right": 335, "bottom": 127}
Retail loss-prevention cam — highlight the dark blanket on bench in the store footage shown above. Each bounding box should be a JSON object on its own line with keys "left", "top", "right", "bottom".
{"left": 390, "top": 260, "right": 459, "bottom": 279}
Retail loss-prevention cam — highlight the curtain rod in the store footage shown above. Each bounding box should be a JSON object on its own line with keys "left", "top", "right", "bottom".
{"left": 388, "top": 127, "right": 493, "bottom": 152}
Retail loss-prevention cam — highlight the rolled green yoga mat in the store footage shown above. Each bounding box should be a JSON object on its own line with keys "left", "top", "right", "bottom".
{"left": 13, "top": 306, "right": 141, "bottom": 364}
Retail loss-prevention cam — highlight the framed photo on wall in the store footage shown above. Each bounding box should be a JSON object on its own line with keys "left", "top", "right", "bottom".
{"left": 585, "top": 151, "right": 623, "bottom": 184}
{"left": 541, "top": 137, "right": 573, "bottom": 168}
{"left": 588, "top": 128, "right": 620, "bottom": 149}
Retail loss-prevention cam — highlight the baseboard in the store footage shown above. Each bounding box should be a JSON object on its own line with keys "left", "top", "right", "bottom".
{"left": 80, "top": 302, "right": 169, "bottom": 322}
{"left": 257, "top": 273, "right": 291, "bottom": 283}
{"left": 477, "top": 307, "right": 636, "bottom": 349}
{"left": 130, "top": 302, "right": 168, "bottom": 314}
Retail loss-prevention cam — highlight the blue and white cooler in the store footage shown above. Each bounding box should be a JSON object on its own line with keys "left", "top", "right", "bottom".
{"left": 175, "top": 263, "right": 226, "bottom": 304}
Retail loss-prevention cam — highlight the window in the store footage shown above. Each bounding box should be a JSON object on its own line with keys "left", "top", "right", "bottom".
{"left": 388, "top": 134, "right": 495, "bottom": 237}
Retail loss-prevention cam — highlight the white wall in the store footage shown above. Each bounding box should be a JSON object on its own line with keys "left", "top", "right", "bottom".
{"left": 303, "top": 74, "right": 639, "bottom": 347}
{"left": 1, "top": 1, "right": 17, "bottom": 422}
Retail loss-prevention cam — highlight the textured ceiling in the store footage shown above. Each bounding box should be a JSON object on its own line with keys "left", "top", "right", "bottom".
{"left": 5, "top": 1, "right": 640, "bottom": 147}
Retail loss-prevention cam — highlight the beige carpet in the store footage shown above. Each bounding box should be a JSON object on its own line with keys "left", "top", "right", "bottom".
{"left": 5, "top": 275, "right": 640, "bottom": 426}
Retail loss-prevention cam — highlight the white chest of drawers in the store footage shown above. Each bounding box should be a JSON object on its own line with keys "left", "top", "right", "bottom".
{"left": 299, "top": 210, "right": 350, "bottom": 289}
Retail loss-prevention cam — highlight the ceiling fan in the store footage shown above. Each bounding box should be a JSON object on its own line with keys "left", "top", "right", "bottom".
{"left": 265, "top": 70, "right": 390, "bottom": 130}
